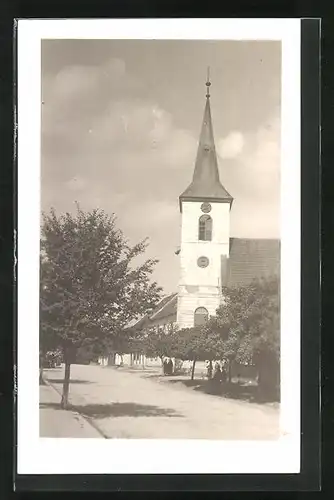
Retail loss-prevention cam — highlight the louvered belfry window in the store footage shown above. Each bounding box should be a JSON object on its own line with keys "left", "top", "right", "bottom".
{"left": 194, "top": 307, "right": 209, "bottom": 326}
{"left": 198, "top": 214, "right": 212, "bottom": 241}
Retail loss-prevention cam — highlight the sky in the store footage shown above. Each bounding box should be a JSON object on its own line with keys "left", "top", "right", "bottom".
{"left": 41, "top": 39, "right": 281, "bottom": 294}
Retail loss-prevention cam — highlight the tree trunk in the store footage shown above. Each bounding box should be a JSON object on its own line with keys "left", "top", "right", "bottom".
{"left": 228, "top": 359, "right": 232, "bottom": 383}
{"left": 108, "top": 353, "right": 116, "bottom": 366}
{"left": 39, "top": 351, "right": 44, "bottom": 383}
{"left": 61, "top": 361, "right": 71, "bottom": 409}
{"left": 191, "top": 359, "right": 196, "bottom": 380}
{"left": 257, "top": 354, "right": 279, "bottom": 401}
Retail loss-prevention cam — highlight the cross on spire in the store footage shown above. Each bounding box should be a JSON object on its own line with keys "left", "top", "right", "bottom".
{"left": 206, "top": 66, "right": 211, "bottom": 98}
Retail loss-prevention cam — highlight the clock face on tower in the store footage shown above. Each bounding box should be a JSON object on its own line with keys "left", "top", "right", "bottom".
{"left": 197, "top": 256, "right": 209, "bottom": 268}
{"left": 201, "top": 202, "right": 212, "bottom": 213}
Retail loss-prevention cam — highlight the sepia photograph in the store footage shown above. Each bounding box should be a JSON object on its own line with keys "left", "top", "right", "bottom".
{"left": 17, "top": 19, "right": 301, "bottom": 475}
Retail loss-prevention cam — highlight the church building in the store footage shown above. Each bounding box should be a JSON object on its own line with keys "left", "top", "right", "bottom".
{"left": 99, "top": 75, "right": 280, "bottom": 369}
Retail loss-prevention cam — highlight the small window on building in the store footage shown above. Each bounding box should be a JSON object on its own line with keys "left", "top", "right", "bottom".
{"left": 199, "top": 215, "right": 212, "bottom": 241}
{"left": 194, "top": 307, "right": 209, "bottom": 326}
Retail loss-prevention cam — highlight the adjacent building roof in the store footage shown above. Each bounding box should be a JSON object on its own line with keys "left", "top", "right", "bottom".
{"left": 227, "top": 238, "right": 280, "bottom": 287}
{"left": 149, "top": 293, "right": 178, "bottom": 322}
{"left": 129, "top": 238, "right": 280, "bottom": 329}
{"left": 128, "top": 293, "right": 177, "bottom": 331}
{"left": 179, "top": 81, "right": 233, "bottom": 207}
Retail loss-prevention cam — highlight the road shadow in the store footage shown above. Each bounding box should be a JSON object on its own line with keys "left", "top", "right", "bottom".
{"left": 142, "top": 373, "right": 164, "bottom": 380}
{"left": 162, "top": 378, "right": 280, "bottom": 404}
{"left": 40, "top": 402, "right": 64, "bottom": 410}
{"left": 142, "top": 373, "right": 187, "bottom": 380}
{"left": 117, "top": 367, "right": 160, "bottom": 375}
{"left": 45, "top": 378, "right": 93, "bottom": 385}
{"left": 39, "top": 401, "right": 184, "bottom": 419}
{"left": 167, "top": 379, "right": 201, "bottom": 387}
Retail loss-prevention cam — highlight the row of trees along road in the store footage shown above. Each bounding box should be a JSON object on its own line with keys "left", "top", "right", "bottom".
{"left": 40, "top": 205, "right": 280, "bottom": 407}
{"left": 131, "top": 275, "right": 280, "bottom": 396}
{"left": 40, "top": 206, "right": 162, "bottom": 408}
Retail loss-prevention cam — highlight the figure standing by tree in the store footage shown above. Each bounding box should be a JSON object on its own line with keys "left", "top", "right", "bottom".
{"left": 206, "top": 360, "right": 213, "bottom": 380}
{"left": 167, "top": 358, "right": 173, "bottom": 375}
{"left": 213, "top": 362, "right": 221, "bottom": 379}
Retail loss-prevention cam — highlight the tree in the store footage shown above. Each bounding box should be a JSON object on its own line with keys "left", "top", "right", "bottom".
{"left": 131, "top": 324, "right": 178, "bottom": 373}
{"left": 174, "top": 327, "right": 201, "bottom": 380}
{"left": 174, "top": 327, "right": 224, "bottom": 380}
{"left": 210, "top": 275, "right": 280, "bottom": 391}
{"left": 40, "top": 205, "right": 162, "bottom": 408}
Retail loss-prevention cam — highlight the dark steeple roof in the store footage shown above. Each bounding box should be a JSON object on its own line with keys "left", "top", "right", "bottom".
{"left": 180, "top": 73, "right": 233, "bottom": 208}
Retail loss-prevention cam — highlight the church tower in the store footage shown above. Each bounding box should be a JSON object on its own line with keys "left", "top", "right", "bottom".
{"left": 176, "top": 72, "right": 233, "bottom": 329}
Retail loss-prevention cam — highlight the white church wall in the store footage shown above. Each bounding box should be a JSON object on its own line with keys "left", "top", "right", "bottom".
{"left": 177, "top": 292, "right": 221, "bottom": 328}
{"left": 181, "top": 201, "right": 230, "bottom": 243}
{"left": 177, "top": 200, "right": 230, "bottom": 329}
{"left": 179, "top": 201, "right": 230, "bottom": 287}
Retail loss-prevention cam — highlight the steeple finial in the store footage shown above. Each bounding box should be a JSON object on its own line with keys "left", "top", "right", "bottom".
{"left": 206, "top": 66, "right": 211, "bottom": 98}
{"left": 179, "top": 69, "right": 233, "bottom": 209}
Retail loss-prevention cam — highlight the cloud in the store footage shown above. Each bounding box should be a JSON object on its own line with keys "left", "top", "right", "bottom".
{"left": 88, "top": 98, "right": 198, "bottom": 171}
{"left": 43, "top": 57, "right": 127, "bottom": 104}
{"left": 240, "top": 113, "right": 280, "bottom": 196}
{"left": 159, "top": 129, "right": 197, "bottom": 167}
{"left": 65, "top": 176, "right": 87, "bottom": 192}
{"left": 217, "top": 131, "right": 244, "bottom": 159}
{"left": 222, "top": 112, "right": 280, "bottom": 237}
{"left": 41, "top": 57, "right": 200, "bottom": 239}
{"left": 118, "top": 198, "right": 178, "bottom": 236}
{"left": 42, "top": 57, "right": 197, "bottom": 177}
{"left": 88, "top": 100, "right": 175, "bottom": 152}
{"left": 116, "top": 198, "right": 180, "bottom": 291}
{"left": 41, "top": 52, "right": 281, "bottom": 292}
{"left": 42, "top": 58, "right": 141, "bottom": 145}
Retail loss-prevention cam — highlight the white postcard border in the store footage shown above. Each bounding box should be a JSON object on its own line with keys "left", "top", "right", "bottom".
{"left": 17, "top": 18, "right": 301, "bottom": 475}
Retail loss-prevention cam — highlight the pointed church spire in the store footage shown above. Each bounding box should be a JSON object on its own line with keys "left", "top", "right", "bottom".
{"left": 179, "top": 72, "right": 233, "bottom": 208}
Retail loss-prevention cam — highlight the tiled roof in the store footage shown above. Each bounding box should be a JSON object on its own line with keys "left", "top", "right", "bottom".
{"left": 150, "top": 293, "right": 178, "bottom": 321}
{"left": 128, "top": 293, "right": 177, "bottom": 330}
{"left": 126, "top": 314, "right": 148, "bottom": 330}
{"left": 227, "top": 238, "right": 280, "bottom": 287}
